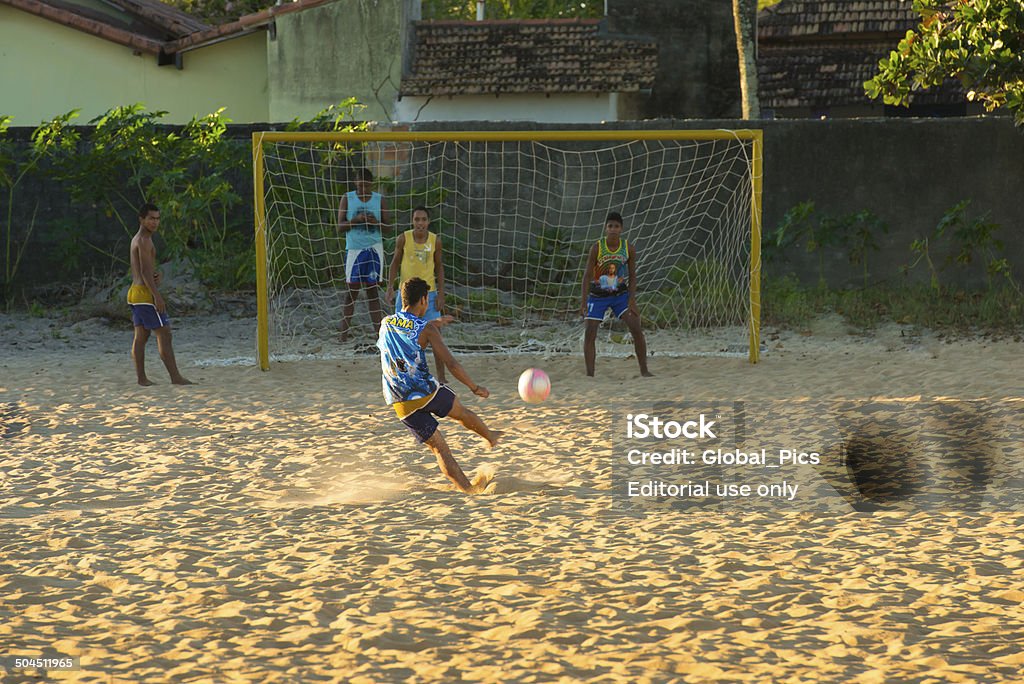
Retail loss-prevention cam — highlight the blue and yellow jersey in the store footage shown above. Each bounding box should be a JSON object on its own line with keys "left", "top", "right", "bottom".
{"left": 590, "top": 238, "right": 629, "bottom": 296}
{"left": 377, "top": 310, "right": 438, "bottom": 415}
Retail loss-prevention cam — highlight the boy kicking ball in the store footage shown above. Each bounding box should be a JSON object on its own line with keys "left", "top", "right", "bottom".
{"left": 377, "top": 277, "right": 501, "bottom": 494}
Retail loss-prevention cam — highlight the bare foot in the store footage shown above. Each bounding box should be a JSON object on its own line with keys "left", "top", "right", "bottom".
{"left": 641, "top": 370, "right": 654, "bottom": 377}
{"left": 172, "top": 377, "right": 195, "bottom": 385}
{"left": 486, "top": 430, "right": 504, "bottom": 448}
{"left": 469, "top": 468, "right": 495, "bottom": 494}
{"left": 138, "top": 378, "right": 155, "bottom": 386}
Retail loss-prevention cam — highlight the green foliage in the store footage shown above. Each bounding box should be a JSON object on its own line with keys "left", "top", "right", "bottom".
{"left": 3, "top": 100, "right": 372, "bottom": 305}
{"left": 763, "top": 278, "right": 1024, "bottom": 333}
{"left": 162, "top": 0, "right": 270, "bottom": 24}
{"left": 263, "top": 100, "right": 370, "bottom": 289}
{"left": 760, "top": 274, "right": 827, "bottom": 328}
{"left": 648, "top": 259, "right": 741, "bottom": 327}
{"left": 0, "top": 110, "right": 81, "bottom": 308}
{"left": 166, "top": 0, "right": 779, "bottom": 25}
{"left": 511, "top": 226, "right": 579, "bottom": 295}
{"left": 905, "top": 199, "right": 1020, "bottom": 294}
{"left": 864, "top": 0, "right": 1024, "bottom": 126}
{"left": 421, "top": 0, "right": 601, "bottom": 20}
{"left": 767, "top": 201, "right": 889, "bottom": 286}
{"left": 464, "top": 287, "right": 515, "bottom": 322}
{"left": 37, "top": 105, "right": 251, "bottom": 290}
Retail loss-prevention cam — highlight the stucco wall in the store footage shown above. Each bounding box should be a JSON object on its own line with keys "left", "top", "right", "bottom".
{"left": 607, "top": 0, "right": 741, "bottom": 119}
{"left": 268, "top": 0, "right": 411, "bottom": 123}
{"left": 0, "top": 6, "right": 269, "bottom": 125}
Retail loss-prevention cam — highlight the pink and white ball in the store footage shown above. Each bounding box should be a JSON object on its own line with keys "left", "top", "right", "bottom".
{"left": 518, "top": 368, "right": 551, "bottom": 404}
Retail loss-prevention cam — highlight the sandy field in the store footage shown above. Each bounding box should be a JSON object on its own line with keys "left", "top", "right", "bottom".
{"left": 1, "top": 309, "right": 1023, "bottom": 683}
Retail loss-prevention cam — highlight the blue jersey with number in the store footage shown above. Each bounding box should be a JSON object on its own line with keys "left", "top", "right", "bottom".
{"left": 377, "top": 310, "right": 437, "bottom": 405}
{"left": 345, "top": 190, "right": 383, "bottom": 252}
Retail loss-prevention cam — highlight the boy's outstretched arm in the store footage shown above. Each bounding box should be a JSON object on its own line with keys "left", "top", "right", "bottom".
{"left": 420, "top": 325, "right": 488, "bottom": 398}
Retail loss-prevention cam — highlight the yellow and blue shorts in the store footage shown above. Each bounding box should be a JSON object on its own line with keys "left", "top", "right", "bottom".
{"left": 127, "top": 284, "right": 169, "bottom": 330}
{"left": 394, "top": 385, "right": 455, "bottom": 443}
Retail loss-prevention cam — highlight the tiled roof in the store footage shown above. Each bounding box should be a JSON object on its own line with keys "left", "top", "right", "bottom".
{"left": 105, "top": 0, "right": 210, "bottom": 36}
{"left": 757, "top": 0, "right": 964, "bottom": 109}
{"left": 2, "top": 0, "right": 333, "bottom": 56}
{"left": 401, "top": 19, "right": 657, "bottom": 97}
{"left": 1, "top": 0, "right": 206, "bottom": 54}
{"left": 758, "top": 40, "right": 963, "bottom": 108}
{"left": 758, "top": 0, "right": 918, "bottom": 40}
{"left": 165, "top": 0, "right": 335, "bottom": 53}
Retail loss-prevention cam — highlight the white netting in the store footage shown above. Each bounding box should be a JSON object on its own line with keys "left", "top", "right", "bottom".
{"left": 257, "top": 132, "right": 760, "bottom": 360}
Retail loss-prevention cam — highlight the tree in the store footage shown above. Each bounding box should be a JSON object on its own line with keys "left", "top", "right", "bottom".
{"left": 733, "top": 0, "right": 761, "bottom": 120}
{"left": 420, "top": 0, "right": 600, "bottom": 20}
{"left": 864, "top": 0, "right": 1024, "bottom": 126}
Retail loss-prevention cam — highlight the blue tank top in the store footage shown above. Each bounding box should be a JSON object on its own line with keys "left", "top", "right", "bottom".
{"left": 377, "top": 310, "right": 437, "bottom": 405}
{"left": 345, "top": 190, "right": 383, "bottom": 252}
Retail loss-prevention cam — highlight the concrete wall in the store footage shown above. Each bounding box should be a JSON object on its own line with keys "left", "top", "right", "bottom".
{"left": 0, "top": 5, "right": 269, "bottom": 125}
{"left": 4, "top": 118, "right": 1022, "bottom": 298}
{"left": 408, "top": 117, "right": 1024, "bottom": 288}
{"left": 269, "top": 0, "right": 412, "bottom": 123}
{"left": 606, "top": 0, "right": 741, "bottom": 119}
{"left": 395, "top": 93, "right": 620, "bottom": 124}
{"left": 753, "top": 116, "right": 1024, "bottom": 287}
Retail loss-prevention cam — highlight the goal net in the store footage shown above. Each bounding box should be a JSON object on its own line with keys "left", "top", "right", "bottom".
{"left": 252, "top": 130, "right": 762, "bottom": 369}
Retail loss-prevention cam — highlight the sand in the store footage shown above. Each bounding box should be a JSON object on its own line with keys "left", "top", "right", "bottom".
{"left": 1, "top": 309, "right": 1022, "bottom": 682}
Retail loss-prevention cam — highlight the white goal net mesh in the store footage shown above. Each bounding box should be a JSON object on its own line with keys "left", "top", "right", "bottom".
{"left": 256, "top": 132, "right": 760, "bottom": 361}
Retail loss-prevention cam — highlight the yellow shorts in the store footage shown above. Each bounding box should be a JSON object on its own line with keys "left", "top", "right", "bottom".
{"left": 127, "top": 284, "right": 155, "bottom": 305}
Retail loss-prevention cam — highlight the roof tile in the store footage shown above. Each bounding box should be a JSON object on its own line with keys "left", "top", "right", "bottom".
{"left": 401, "top": 19, "right": 657, "bottom": 97}
{"left": 758, "top": 0, "right": 964, "bottom": 108}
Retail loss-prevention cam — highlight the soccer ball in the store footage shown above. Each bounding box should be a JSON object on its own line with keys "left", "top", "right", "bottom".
{"left": 518, "top": 368, "right": 551, "bottom": 404}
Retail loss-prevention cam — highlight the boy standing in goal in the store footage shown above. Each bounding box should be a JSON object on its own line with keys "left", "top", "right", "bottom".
{"left": 384, "top": 205, "right": 447, "bottom": 383}
{"left": 378, "top": 277, "right": 501, "bottom": 494}
{"left": 581, "top": 212, "right": 652, "bottom": 377}
{"left": 337, "top": 168, "right": 391, "bottom": 341}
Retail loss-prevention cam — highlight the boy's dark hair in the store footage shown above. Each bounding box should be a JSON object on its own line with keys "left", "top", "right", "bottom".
{"left": 401, "top": 277, "right": 431, "bottom": 308}
{"left": 356, "top": 167, "right": 374, "bottom": 183}
{"left": 605, "top": 211, "right": 623, "bottom": 225}
{"left": 138, "top": 202, "right": 159, "bottom": 219}
{"left": 411, "top": 205, "right": 431, "bottom": 220}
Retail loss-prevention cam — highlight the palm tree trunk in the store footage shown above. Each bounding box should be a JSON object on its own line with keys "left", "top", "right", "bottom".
{"left": 733, "top": 0, "right": 761, "bottom": 120}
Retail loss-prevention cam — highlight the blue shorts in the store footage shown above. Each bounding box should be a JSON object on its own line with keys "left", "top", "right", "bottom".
{"left": 402, "top": 385, "right": 456, "bottom": 443}
{"left": 585, "top": 291, "right": 630, "bottom": 320}
{"left": 395, "top": 290, "right": 441, "bottom": 321}
{"left": 346, "top": 246, "right": 384, "bottom": 284}
{"left": 129, "top": 304, "right": 170, "bottom": 330}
